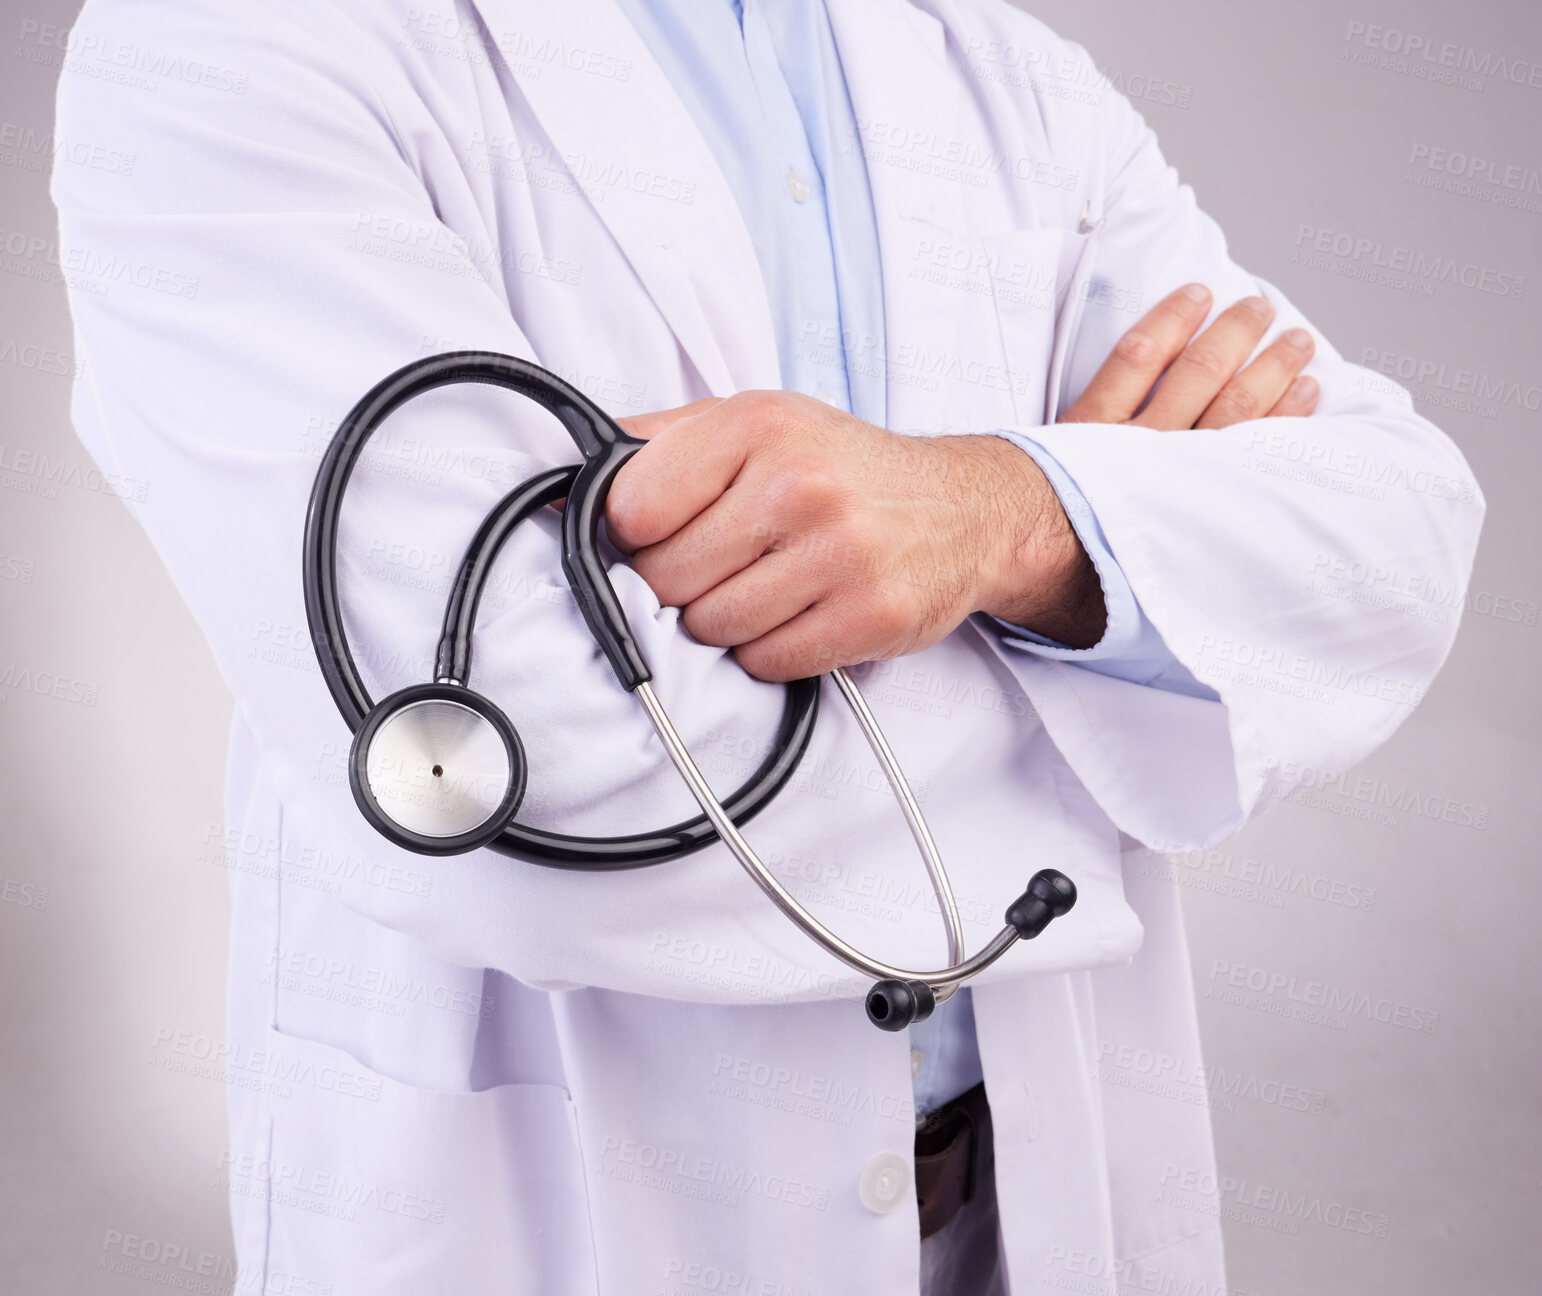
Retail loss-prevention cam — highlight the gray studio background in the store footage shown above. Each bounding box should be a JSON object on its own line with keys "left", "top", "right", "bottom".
{"left": 1, "top": 0, "right": 1535, "bottom": 1292}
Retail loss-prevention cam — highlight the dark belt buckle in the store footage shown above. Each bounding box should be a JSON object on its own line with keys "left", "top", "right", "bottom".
{"left": 913, "top": 1086, "right": 982, "bottom": 1240}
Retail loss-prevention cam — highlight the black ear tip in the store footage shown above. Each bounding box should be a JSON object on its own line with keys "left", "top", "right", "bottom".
{"left": 1005, "top": 869, "right": 1078, "bottom": 939}
{"left": 1034, "top": 868, "right": 1077, "bottom": 915}
{"left": 866, "top": 979, "right": 937, "bottom": 1031}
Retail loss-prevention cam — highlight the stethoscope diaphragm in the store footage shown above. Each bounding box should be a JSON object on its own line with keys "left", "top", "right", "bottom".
{"left": 348, "top": 682, "right": 526, "bottom": 855}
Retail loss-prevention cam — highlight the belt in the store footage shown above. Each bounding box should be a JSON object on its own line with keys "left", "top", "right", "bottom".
{"left": 913, "top": 1081, "right": 993, "bottom": 1240}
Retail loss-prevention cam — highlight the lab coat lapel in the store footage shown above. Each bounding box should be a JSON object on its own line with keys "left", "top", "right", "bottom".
{"left": 467, "top": 0, "right": 780, "bottom": 395}
{"left": 830, "top": 0, "right": 1093, "bottom": 439}
{"left": 826, "top": 0, "right": 1012, "bottom": 438}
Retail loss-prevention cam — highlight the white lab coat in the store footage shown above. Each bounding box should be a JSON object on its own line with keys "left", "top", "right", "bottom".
{"left": 53, "top": 0, "right": 1483, "bottom": 1291}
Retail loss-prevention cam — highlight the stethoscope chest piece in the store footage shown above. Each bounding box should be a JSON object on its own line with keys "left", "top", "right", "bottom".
{"left": 348, "top": 682, "right": 527, "bottom": 856}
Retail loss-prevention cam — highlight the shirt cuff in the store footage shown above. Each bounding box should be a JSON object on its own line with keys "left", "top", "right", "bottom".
{"left": 982, "top": 430, "right": 1199, "bottom": 692}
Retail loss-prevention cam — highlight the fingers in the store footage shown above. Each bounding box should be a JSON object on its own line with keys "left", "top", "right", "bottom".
{"left": 1194, "top": 327, "right": 1317, "bottom": 429}
{"left": 678, "top": 551, "right": 822, "bottom": 648}
{"left": 1059, "top": 283, "right": 1213, "bottom": 424}
{"left": 629, "top": 431, "right": 853, "bottom": 606}
{"left": 615, "top": 397, "right": 722, "bottom": 442}
{"left": 1133, "top": 295, "right": 1275, "bottom": 430}
{"left": 1266, "top": 374, "right": 1320, "bottom": 420}
{"left": 606, "top": 397, "right": 756, "bottom": 551}
{"left": 628, "top": 477, "right": 780, "bottom": 607}
{"left": 732, "top": 602, "right": 858, "bottom": 682}
{"left": 732, "top": 580, "right": 920, "bottom": 681}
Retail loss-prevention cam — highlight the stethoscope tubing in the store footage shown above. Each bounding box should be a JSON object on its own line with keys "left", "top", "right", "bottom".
{"left": 635, "top": 676, "right": 1024, "bottom": 996}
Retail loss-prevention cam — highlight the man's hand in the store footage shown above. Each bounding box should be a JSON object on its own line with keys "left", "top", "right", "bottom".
{"left": 606, "top": 283, "right": 1320, "bottom": 682}
{"left": 606, "top": 393, "right": 1060, "bottom": 681}
{"left": 1061, "top": 283, "right": 1319, "bottom": 426}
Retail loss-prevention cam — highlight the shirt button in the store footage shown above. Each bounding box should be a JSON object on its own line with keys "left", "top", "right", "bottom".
{"left": 785, "top": 169, "right": 812, "bottom": 204}
{"left": 859, "top": 1152, "right": 911, "bottom": 1215}
{"left": 909, "top": 1049, "right": 924, "bottom": 1080}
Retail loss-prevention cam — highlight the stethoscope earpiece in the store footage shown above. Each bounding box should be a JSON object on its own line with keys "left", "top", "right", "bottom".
{"left": 348, "top": 682, "right": 526, "bottom": 856}
{"left": 865, "top": 979, "right": 937, "bottom": 1032}
{"left": 1005, "top": 868, "right": 1077, "bottom": 939}
{"left": 865, "top": 869, "right": 1077, "bottom": 1030}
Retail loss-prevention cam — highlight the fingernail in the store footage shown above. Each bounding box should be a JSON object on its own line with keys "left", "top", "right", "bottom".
{"left": 1282, "top": 327, "right": 1313, "bottom": 350}
{"left": 1181, "top": 283, "right": 1210, "bottom": 303}
{"left": 1241, "top": 295, "right": 1272, "bottom": 317}
{"left": 1290, "top": 375, "right": 1319, "bottom": 404}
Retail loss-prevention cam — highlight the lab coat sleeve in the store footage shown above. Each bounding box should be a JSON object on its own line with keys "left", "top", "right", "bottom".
{"left": 982, "top": 434, "right": 1207, "bottom": 696}
{"left": 981, "top": 40, "right": 1486, "bottom": 852}
{"left": 48, "top": 0, "right": 788, "bottom": 946}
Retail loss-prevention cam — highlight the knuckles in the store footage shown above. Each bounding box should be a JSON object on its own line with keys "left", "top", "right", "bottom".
{"left": 680, "top": 599, "right": 729, "bottom": 647}
{"left": 1179, "top": 343, "right": 1236, "bottom": 386}
{"left": 723, "top": 388, "right": 796, "bottom": 447}
{"left": 679, "top": 574, "right": 775, "bottom": 648}
{"left": 605, "top": 468, "right": 664, "bottom": 550}
{"left": 1206, "top": 384, "right": 1262, "bottom": 426}
{"left": 762, "top": 462, "right": 841, "bottom": 522}
{"left": 733, "top": 641, "right": 797, "bottom": 683}
{"left": 629, "top": 547, "right": 687, "bottom": 608}
{"left": 1113, "top": 327, "right": 1164, "bottom": 370}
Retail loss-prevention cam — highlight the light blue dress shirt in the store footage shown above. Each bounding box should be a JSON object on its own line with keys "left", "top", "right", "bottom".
{"left": 614, "top": 0, "right": 1206, "bottom": 1115}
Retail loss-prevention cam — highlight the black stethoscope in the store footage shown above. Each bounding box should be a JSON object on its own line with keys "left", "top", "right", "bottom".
{"left": 304, "top": 352, "right": 1076, "bottom": 1029}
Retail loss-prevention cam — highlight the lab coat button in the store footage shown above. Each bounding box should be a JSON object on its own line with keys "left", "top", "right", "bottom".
{"left": 859, "top": 1152, "right": 911, "bottom": 1214}
{"left": 786, "top": 169, "right": 812, "bottom": 203}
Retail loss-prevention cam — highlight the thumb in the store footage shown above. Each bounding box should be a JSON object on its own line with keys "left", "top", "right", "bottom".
{"left": 548, "top": 397, "right": 725, "bottom": 512}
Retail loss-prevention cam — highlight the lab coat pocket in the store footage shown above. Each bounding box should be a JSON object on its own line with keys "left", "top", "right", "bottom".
{"left": 255, "top": 857, "right": 601, "bottom": 1290}
{"left": 983, "top": 226, "right": 1090, "bottom": 426}
{"left": 269, "top": 873, "right": 493, "bottom": 1093}
{"left": 267, "top": 821, "right": 573, "bottom": 1095}
{"left": 252, "top": 1025, "right": 599, "bottom": 1296}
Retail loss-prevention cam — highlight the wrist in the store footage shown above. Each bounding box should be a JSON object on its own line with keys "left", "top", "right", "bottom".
{"left": 960, "top": 435, "right": 1107, "bottom": 648}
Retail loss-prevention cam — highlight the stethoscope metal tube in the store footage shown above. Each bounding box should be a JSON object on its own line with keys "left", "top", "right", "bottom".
{"left": 304, "top": 351, "right": 1078, "bottom": 1031}
{"left": 828, "top": 667, "right": 966, "bottom": 974}
{"left": 635, "top": 677, "right": 1071, "bottom": 1020}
